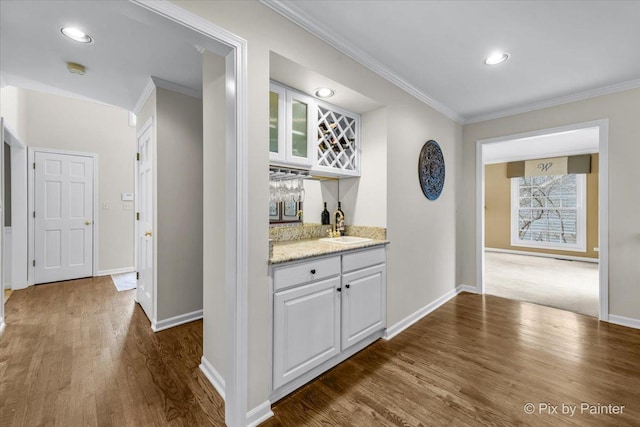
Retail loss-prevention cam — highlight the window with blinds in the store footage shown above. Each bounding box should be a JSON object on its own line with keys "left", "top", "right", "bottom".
{"left": 510, "top": 174, "right": 587, "bottom": 252}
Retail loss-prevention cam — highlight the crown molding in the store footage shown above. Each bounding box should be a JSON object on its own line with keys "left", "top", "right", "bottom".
{"left": 464, "top": 78, "right": 640, "bottom": 125}
{"left": 260, "top": 0, "right": 466, "bottom": 124}
{"left": 132, "top": 77, "right": 156, "bottom": 116}
{"left": 151, "top": 76, "right": 202, "bottom": 100}
{"left": 262, "top": 1, "right": 640, "bottom": 127}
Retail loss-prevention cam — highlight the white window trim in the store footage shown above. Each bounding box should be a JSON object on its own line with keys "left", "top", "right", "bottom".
{"left": 510, "top": 174, "right": 587, "bottom": 252}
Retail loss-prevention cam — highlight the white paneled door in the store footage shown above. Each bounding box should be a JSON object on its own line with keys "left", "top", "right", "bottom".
{"left": 136, "top": 123, "right": 153, "bottom": 321}
{"left": 34, "top": 152, "right": 94, "bottom": 284}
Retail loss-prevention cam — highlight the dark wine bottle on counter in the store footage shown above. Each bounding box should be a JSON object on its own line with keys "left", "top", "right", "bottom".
{"left": 335, "top": 202, "right": 345, "bottom": 236}
{"left": 321, "top": 202, "right": 330, "bottom": 225}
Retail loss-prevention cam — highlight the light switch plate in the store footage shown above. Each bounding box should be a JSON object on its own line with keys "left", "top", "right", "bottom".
{"left": 121, "top": 193, "right": 134, "bottom": 201}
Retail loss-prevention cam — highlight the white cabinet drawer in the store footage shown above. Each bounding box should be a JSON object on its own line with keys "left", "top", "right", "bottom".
{"left": 273, "top": 256, "right": 340, "bottom": 291}
{"left": 342, "top": 247, "right": 386, "bottom": 273}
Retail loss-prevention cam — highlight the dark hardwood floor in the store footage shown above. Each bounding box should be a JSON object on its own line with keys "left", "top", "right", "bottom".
{"left": 2, "top": 278, "right": 639, "bottom": 426}
{"left": 0, "top": 276, "right": 225, "bottom": 426}
{"left": 264, "top": 293, "right": 640, "bottom": 427}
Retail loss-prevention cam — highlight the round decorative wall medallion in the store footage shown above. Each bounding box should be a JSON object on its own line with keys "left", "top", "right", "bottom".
{"left": 418, "top": 140, "right": 445, "bottom": 200}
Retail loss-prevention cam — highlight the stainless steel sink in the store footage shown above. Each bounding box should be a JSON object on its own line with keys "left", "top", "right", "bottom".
{"left": 319, "top": 236, "right": 373, "bottom": 245}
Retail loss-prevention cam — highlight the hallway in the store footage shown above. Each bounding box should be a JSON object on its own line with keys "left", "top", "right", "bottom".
{"left": 0, "top": 277, "right": 225, "bottom": 426}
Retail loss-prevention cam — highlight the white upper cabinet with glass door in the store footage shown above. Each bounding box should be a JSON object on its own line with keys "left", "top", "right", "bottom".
{"left": 269, "top": 81, "right": 361, "bottom": 177}
{"left": 269, "top": 83, "right": 287, "bottom": 164}
{"left": 269, "top": 82, "right": 315, "bottom": 168}
{"left": 286, "top": 90, "right": 315, "bottom": 167}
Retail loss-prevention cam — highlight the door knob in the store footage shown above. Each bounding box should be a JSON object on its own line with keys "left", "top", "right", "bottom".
{"left": 85, "top": 220, "right": 92, "bottom": 225}
{"left": 145, "top": 231, "right": 153, "bottom": 237}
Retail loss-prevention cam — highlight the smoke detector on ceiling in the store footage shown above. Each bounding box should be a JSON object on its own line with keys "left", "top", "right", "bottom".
{"left": 67, "top": 62, "right": 86, "bottom": 75}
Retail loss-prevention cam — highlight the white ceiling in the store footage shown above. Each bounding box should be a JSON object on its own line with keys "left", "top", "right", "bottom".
{"left": 266, "top": 0, "right": 640, "bottom": 124}
{"left": 0, "top": 1, "right": 231, "bottom": 111}
{"left": 483, "top": 127, "right": 599, "bottom": 164}
{"left": 3, "top": 1, "right": 639, "bottom": 122}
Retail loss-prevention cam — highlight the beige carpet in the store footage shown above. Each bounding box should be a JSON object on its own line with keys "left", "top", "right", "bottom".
{"left": 484, "top": 251, "right": 599, "bottom": 317}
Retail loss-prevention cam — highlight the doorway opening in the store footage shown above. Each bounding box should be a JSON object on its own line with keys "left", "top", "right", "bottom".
{"left": 1, "top": 0, "right": 249, "bottom": 424}
{"left": 1, "top": 119, "right": 28, "bottom": 307}
{"left": 476, "top": 120, "right": 608, "bottom": 320}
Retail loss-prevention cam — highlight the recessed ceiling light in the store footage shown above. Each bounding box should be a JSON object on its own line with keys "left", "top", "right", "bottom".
{"left": 484, "top": 52, "right": 509, "bottom": 65}
{"left": 61, "top": 27, "right": 93, "bottom": 43}
{"left": 314, "top": 87, "right": 335, "bottom": 98}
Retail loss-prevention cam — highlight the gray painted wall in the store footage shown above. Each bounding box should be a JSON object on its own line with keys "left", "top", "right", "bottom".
{"left": 16, "top": 89, "right": 136, "bottom": 272}
{"left": 202, "top": 51, "right": 227, "bottom": 378}
{"left": 156, "top": 87, "right": 204, "bottom": 321}
{"left": 182, "top": 0, "right": 462, "bottom": 409}
{"left": 460, "top": 87, "right": 640, "bottom": 321}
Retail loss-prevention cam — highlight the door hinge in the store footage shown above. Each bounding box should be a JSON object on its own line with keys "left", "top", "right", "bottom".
{"left": 136, "top": 212, "right": 140, "bottom": 220}
{"left": 33, "top": 260, "right": 36, "bottom": 267}
{"left": 33, "top": 162, "right": 36, "bottom": 169}
{"left": 33, "top": 211, "right": 36, "bottom": 218}
{"left": 136, "top": 272, "right": 139, "bottom": 280}
{"left": 136, "top": 152, "right": 140, "bottom": 161}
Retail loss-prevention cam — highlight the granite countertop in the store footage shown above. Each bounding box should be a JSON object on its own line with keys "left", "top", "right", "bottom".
{"left": 269, "top": 238, "right": 389, "bottom": 265}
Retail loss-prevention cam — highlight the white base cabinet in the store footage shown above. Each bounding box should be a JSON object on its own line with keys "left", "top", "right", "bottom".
{"left": 273, "top": 276, "right": 341, "bottom": 390}
{"left": 271, "top": 246, "right": 386, "bottom": 396}
{"left": 341, "top": 264, "right": 386, "bottom": 350}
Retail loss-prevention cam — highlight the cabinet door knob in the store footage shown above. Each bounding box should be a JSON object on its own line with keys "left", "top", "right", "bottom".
{"left": 310, "top": 269, "right": 316, "bottom": 274}
{"left": 345, "top": 284, "right": 350, "bottom": 289}
{"left": 336, "top": 287, "right": 341, "bottom": 292}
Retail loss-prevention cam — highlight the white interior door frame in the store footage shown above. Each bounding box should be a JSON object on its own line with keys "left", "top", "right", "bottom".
{"left": 134, "top": 116, "right": 156, "bottom": 324}
{"left": 130, "top": 1, "right": 250, "bottom": 426}
{"left": 28, "top": 147, "right": 99, "bottom": 285}
{"left": 475, "top": 119, "right": 609, "bottom": 321}
{"left": 1, "top": 118, "right": 5, "bottom": 328}
{"left": 1, "top": 121, "right": 28, "bottom": 292}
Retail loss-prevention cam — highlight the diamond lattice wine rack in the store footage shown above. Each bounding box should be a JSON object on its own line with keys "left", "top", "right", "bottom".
{"left": 316, "top": 104, "right": 359, "bottom": 175}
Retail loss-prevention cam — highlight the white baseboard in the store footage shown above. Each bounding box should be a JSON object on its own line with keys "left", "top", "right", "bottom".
{"left": 384, "top": 285, "right": 474, "bottom": 341}
{"left": 199, "top": 358, "right": 273, "bottom": 426}
{"left": 96, "top": 267, "right": 135, "bottom": 276}
{"left": 457, "top": 284, "right": 479, "bottom": 294}
{"left": 247, "top": 400, "right": 274, "bottom": 427}
{"left": 10, "top": 281, "right": 29, "bottom": 290}
{"left": 151, "top": 309, "right": 203, "bottom": 332}
{"left": 199, "top": 356, "right": 225, "bottom": 400}
{"left": 485, "top": 247, "right": 599, "bottom": 263}
{"left": 608, "top": 314, "right": 640, "bottom": 329}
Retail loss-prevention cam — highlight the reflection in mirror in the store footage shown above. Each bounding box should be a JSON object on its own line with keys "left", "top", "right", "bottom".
{"left": 269, "top": 170, "right": 306, "bottom": 225}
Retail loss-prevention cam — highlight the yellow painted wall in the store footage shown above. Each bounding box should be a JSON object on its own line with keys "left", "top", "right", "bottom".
{"left": 485, "top": 154, "right": 599, "bottom": 258}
